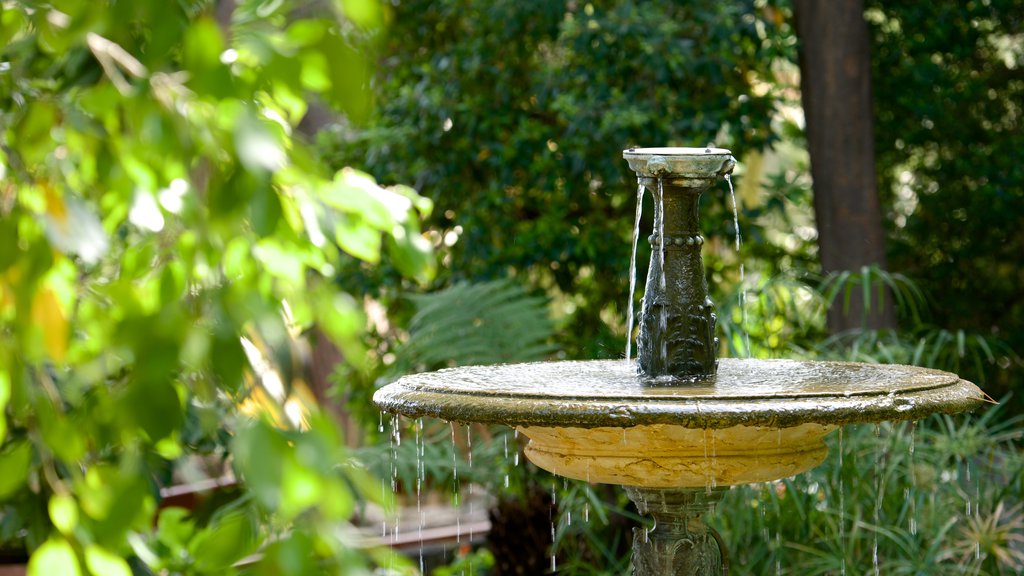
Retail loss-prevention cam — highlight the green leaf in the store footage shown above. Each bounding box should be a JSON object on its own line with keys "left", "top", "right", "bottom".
{"left": 252, "top": 532, "right": 317, "bottom": 575}
{"left": 49, "top": 494, "right": 79, "bottom": 535}
{"left": 333, "top": 214, "right": 381, "bottom": 263}
{"left": 334, "top": 0, "right": 384, "bottom": 29}
{"left": 250, "top": 186, "right": 283, "bottom": 237}
{"left": 235, "top": 112, "right": 286, "bottom": 173}
{"left": 182, "top": 17, "right": 232, "bottom": 97}
{"left": 386, "top": 223, "right": 435, "bottom": 283}
{"left": 313, "top": 289, "right": 366, "bottom": 370}
{"left": 122, "top": 377, "right": 183, "bottom": 442}
{"left": 84, "top": 545, "right": 131, "bottom": 576}
{"left": 189, "top": 510, "right": 258, "bottom": 572}
{"left": 36, "top": 399, "right": 86, "bottom": 463}
{"left": 320, "top": 170, "right": 396, "bottom": 230}
{"left": 252, "top": 240, "right": 305, "bottom": 287}
{"left": 233, "top": 420, "right": 287, "bottom": 511}
{"left": 156, "top": 507, "right": 195, "bottom": 550}
{"left": 27, "top": 538, "right": 81, "bottom": 576}
{"left": 0, "top": 370, "right": 9, "bottom": 444}
{"left": 0, "top": 440, "right": 33, "bottom": 500}
{"left": 15, "top": 101, "right": 59, "bottom": 166}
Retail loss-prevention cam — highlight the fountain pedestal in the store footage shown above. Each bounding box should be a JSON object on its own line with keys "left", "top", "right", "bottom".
{"left": 626, "top": 149, "right": 735, "bottom": 380}
{"left": 626, "top": 488, "right": 728, "bottom": 576}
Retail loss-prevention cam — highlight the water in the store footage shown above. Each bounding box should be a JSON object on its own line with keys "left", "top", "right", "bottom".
{"left": 873, "top": 424, "right": 883, "bottom": 576}
{"left": 467, "top": 425, "right": 475, "bottom": 543}
{"left": 450, "top": 422, "right": 462, "bottom": 547}
{"left": 725, "top": 174, "right": 751, "bottom": 356}
{"left": 626, "top": 181, "right": 646, "bottom": 362}
{"left": 908, "top": 422, "right": 917, "bottom": 536}
{"left": 550, "top": 481, "right": 557, "bottom": 572}
{"left": 503, "top": 434, "right": 510, "bottom": 488}
{"left": 838, "top": 427, "right": 846, "bottom": 576}
{"left": 416, "top": 418, "right": 425, "bottom": 573}
{"left": 656, "top": 178, "right": 667, "bottom": 366}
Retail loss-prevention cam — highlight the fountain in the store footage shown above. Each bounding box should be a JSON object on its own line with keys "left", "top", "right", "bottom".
{"left": 373, "top": 147, "right": 984, "bottom": 574}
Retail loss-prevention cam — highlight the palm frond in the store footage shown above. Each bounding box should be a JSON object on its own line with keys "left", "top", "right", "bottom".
{"left": 390, "top": 279, "right": 557, "bottom": 375}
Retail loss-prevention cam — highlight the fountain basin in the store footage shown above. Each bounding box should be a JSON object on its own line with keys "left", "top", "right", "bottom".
{"left": 521, "top": 422, "right": 833, "bottom": 488}
{"left": 373, "top": 358, "right": 983, "bottom": 488}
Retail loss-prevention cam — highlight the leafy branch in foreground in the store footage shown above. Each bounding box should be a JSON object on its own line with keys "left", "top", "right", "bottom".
{"left": 1, "top": 1, "right": 431, "bottom": 574}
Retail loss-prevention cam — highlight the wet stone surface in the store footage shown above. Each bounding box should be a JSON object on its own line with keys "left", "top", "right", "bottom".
{"left": 373, "top": 358, "right": 984, "bottom": 429}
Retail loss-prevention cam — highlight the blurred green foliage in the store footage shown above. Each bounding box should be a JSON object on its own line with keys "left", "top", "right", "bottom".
{"left": 1, "top": 0, "right": 430, "bottom": 573}
{"left": 868, "top": 0, "right": 1024, "bottom": 398}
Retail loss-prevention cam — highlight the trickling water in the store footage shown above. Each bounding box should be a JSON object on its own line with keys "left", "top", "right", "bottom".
{"left": 378, "top": 411, "right": 384, "bottom": 433}
{"left": 656, "top": 178, "right": 667, "bottom": 367}
{"left": 467, "top": 426, "right": 475, "bottom": 544}
{"left": 873, "top": 424, "right": 883, "bottom": 576}
{"left": 838, "top": 427, "right": 846, "bottom": 576}
{"left": 729, "top": 172, "right": 753, "bottom": 356}
{"left": 626, "top": 181, "right": 646, "bottom": 363}
{"left": 450, "top": 422, "right": 461, "bottom": 546}
{"left": 551, "top": 481, "right": 557, "bottom": 573}
{"left": 416, "top": 418, "right": 425, "bottom": 574}
{"left": 503, "top": 433, "right": 510, "bottom": 488}
{"left": 908, "top": 422, "right": 917, "bottom": 536}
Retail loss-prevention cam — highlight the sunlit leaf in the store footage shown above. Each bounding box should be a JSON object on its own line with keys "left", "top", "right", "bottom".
{"left": 49, "top": 493, "right": 79, "bottom": 535}
{"left": 334, "top": 0, "right": 384, "bottom": 29}
{"left": 334, "top": 214, "right": 381, "bottom": 262}
{"left": 84, "top": 545, "right": 131, "bottom": 576}
{"left": 27, "top": 538, "right": 81, "bottom": 576}
{"left": 387, "top": 223, "right": 435, "bottom": 283}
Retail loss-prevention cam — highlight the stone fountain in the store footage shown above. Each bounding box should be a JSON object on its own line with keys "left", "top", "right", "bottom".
{"left": 374, "top": 148, "right": 984, "bottom": 575}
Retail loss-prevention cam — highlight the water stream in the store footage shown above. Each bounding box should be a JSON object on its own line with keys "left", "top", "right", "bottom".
{"left": 656, "top": 178, "right": 667, "bottom": 366}
{"left": 725, "top": 174, "right": 751, "bottom": 357}
{"left": 838, "top": 427, "right": 846, "bottom": 576}
{"left": 626, "top": 181, "right": 646, "bottom": 363}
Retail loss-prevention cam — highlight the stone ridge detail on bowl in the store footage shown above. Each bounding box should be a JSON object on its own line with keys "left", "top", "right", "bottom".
{"left": 373, "top": 358, "right": 985, "bottom": 430}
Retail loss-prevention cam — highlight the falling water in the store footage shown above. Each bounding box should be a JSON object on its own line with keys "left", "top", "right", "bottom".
{"left": 626, "top": 181, "right": 646, "bottom": 363}
{"left": 838, "top": 427, "right": 846, "bottom": 576}
{"left": 450, "top": 422, "right": 462, "bottom": 547}
{"left": 550, "top": 481, "right": 558, "bottom": 573}
{"left": 467, "top": 426, "right": 475, "bottom": 544}
{"left": 873, "top": 424, "right": 883, "bottom": 576}
{"left": 503, "top": 434, "right": 510, "bottom": 488}
{"left": 416, "top": 419, "right": 425, "bottom": 574}
{"left": 725, "top": 174, "right": 751, "bottom": 357}
{"left": 656, "top": 178, "right": 667, "bottom": 366}
{"left": 908, "top": 422, "right": 917, "bottom": 536}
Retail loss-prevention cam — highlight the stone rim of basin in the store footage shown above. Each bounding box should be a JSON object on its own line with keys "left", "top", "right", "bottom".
{"left": 373, "top": 358, "right": 984, "bottom": 430}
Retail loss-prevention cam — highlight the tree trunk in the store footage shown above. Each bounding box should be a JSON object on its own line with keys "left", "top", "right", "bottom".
{"left": 793, "top": 0, "right": 896, "bottom": 332}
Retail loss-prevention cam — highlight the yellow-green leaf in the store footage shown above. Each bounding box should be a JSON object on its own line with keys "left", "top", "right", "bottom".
{"left": 49, "top": 493, "right": 79, "bottom": 535}
{"left": 84, "top": 545, "right": 131, "bottom": 576}
{"left": 27, "top": 538, "right": 82, "bottom": 576}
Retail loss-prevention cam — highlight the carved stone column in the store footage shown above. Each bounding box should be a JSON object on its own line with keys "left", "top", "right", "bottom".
{"left": 623, "top": 149, "right": 735, "bottom": 380}
{"left": 625, "top": 487, "right": 729, "bottom": 576}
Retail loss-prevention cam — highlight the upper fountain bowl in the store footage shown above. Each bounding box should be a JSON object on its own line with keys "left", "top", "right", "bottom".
{"left": 623, "top": 147, "right": 736, "bottom": 180}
